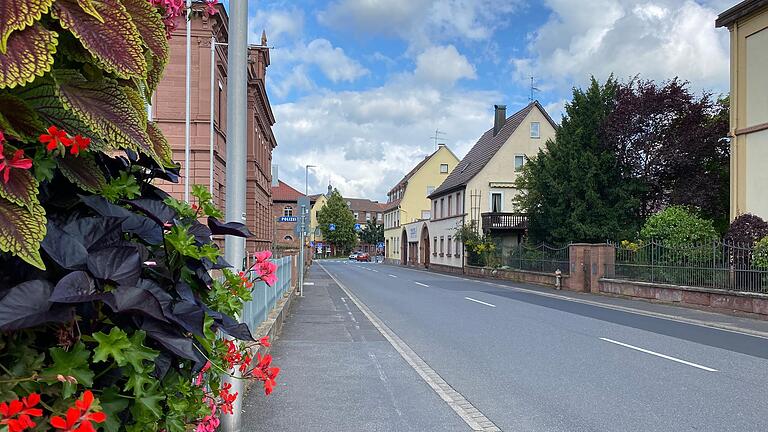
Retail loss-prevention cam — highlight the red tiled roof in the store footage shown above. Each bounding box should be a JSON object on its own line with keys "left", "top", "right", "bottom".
{"left": 271, "top": 180, "right": 305, "bottom": 202}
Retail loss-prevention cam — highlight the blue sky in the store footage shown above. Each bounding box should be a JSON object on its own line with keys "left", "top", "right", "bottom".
{"left": 242, "top": 0, "right": 734, "bottom": 201}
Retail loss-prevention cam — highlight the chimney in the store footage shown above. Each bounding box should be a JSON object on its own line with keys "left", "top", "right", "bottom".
{"left": 493, "top": 104, "right": 506, "bottom": 136}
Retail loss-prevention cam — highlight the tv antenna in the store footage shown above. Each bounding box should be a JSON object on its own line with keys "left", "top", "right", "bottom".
{"left": 430, "top": 129, "right": 447, "bottom": 150}
{"left": 529, "top": 76, "right": 540, "bottom": 101}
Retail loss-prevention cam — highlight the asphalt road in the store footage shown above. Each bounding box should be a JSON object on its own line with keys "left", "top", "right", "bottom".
{"left": 311, "top": 260, "right": 768, "bottom": 432}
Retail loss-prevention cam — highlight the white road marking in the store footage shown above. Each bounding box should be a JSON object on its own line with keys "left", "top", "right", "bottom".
{"left": 318, "top": 263, "right": 501, "bottom": 432}
{"left": 388, "top": 274, "right": 397, "bottom": 278}
{"left": 303, "top": 282, "right": 315, "bottom": 286}
{"left": 372, "top": 269, "right": 379, "bottom": 273}
{"left": 414, "top": 282, "right": 430, "bottom": 287}
{"left": 599, "top": 338, "right": 717, "bottom": 372}
{"left": 465, "top": 297, "right": 496, "bottom": 308}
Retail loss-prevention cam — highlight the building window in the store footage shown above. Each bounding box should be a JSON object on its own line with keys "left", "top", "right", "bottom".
{"left": 283, "top": 206, "right": 293, "bottom": 217}
{"left": 440, "top": 163, "right": 449, "bottom": 173}
{"left": 427, "top": 186, "right": 435, "bottom": 195}
{"left": 433, "top": 201, "right": 437, "bottom": 219}
{"left": 421, "top": 210, "right": 431, "bottom": 219}
{"left": 447, "top": 195, "right": 453, "bottom": 217}
{"left": 515, "top": 155, "right": 525, "bottom": 171}
{"left": 456, "top": 192, "right": 461, "bottom": 214}
{"left": 366, "top": 212, "right": 371, "bottom": 221}
{"left": 433, "top": 237, "right": 437, "bottom": 254}
{"left": 377, "top": 213, "right": 382, "bottom": 222}
{"left": 283, "top": 235, "right": 293, "bottom": 241}
{"left": 440, "top": 198, "right": 444, "bottom": 218}
{"left": 530, "top": 121, "right": 540, "bottom": 138}
{"left": 455, "top": 239, "right": 461, "bottom": 256}
{"left": 440, "top": 237, "right": 444, "bottom": 254}
{"left": 491, "top": 192, "right": 502, "bottom": 213}
{"left": 354, "top": 212, "right": 359, "bottom": 220}
{"left": 447, "top": 236, "right": 452, "bottom": 256}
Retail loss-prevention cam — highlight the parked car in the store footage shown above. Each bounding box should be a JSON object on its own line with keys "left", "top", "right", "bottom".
{"left": 356, "top": 252, "right": 370, "bottom": 262}
{"left": 348, "top": 252, "right": 361, "bottom": 260}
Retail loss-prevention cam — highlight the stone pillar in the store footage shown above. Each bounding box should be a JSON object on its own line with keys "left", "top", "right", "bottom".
{"left": 568, "top": 244, "right": 615, "bottom": 293}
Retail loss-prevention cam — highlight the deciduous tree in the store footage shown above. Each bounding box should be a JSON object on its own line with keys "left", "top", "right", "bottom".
{"left": 317, "top": 190, "right": 357, "bottom": 252}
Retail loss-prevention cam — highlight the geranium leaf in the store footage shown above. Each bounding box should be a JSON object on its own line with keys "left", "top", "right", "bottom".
{"left": 52, "top": 0, "right": 146, "bottom": 79}
{"left": 0, "top": 197, "right": 46, "bottom": 269}
{"left": 146, "top": 122, "right": 174, "bottom": 167}
{"left": 87, "top": 246, "right": 141, "bottom": 286}
{"left": 53, "top": 70, "right": 158, "bottom": 159}
{"left": 99, "top": 388, "right": 130, "bottom": 432}
{"left": 92, "top": 327, "right": 131, "bottom": 366}
{"left": 207, "top": 217, "right": 255, "bottom": 238}
{"left": 125, "top": 331, "right": 160, "bottom": 372}
{"left": 0, "top": 93, "right": 45, "bottom": 141}
{"left": 122, "top": 0, "right": 167, "bottom": 94}
{"left": 44, "top": 341, "right": 94, "bottom": 398}
{"left": 58, "top": 152, "right": 108, "bottom": 193}
{"left": 0, "top": 164, "right": 39, "bottom": 208}
{"left": 15, "top": 77, "right": 108, "bottom": 151}
{"left": 0, "top": 23, "right": 57, "bottom": 89}
{"left": 0, "top": 280, "right": 72, "bottom": 331}
{"left": 0, "top": 0, "right": 54, "bottom": 53}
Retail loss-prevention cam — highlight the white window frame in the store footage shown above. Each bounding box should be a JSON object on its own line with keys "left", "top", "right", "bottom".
{"left": 490, "top": 191, "right": 504, "bottom": 213}
{"left": 283, "top": 206, "right": 293, "bottom": 217}
{"left": 440, "top": 163, "right": 449, "bottom": 173}
{"left": 530, "top": 121, "right": 540, "bottom": 138}
{"left": 514, "top": 154, "right": 525, "bottom": 171}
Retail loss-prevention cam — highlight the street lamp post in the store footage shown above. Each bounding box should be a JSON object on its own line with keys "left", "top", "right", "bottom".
{"left": 299, "top": 165, "right": 316, "bottom": 297}
{"left": 209, "top": 36, "right": 228, "bottom": 194}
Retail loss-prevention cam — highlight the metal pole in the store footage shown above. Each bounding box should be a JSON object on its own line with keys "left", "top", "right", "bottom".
{"left": 299, "top": 205, "right": 305, "bottom": 297}
{"left": 209, "top": 35, "right": 215, "bottom": 195}
{"left": 184, "top": 0, "right": 192, "bottom": 202}
{"left": 221, "top": 1, "right": 248, "bottom": 430}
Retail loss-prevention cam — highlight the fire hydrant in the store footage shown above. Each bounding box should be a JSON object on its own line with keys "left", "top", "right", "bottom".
{"left": 555, "top": 269, "right": 562, "bottom": 290}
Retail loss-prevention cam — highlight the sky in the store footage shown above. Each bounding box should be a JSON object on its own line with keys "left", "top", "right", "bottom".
{"left": 244, "top": 0, "right": 735, "bottom": 202}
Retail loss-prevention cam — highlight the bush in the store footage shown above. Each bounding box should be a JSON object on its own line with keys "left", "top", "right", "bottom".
{"left": 640, "top": 205, "right": 718, "bottom": 245}
{"left": 725, "top": 213, "right": 768, "bottom": 246}
{"left": 0, "top": 2, "right": 278, "bottom": 431}
{"left": 753, "top": 236, "right": 768, "bottom": 268}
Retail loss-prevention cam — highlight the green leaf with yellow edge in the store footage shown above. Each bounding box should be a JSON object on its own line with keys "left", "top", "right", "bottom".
{"left": 43, "top": 341, "right": 94, "bottom": 399}
{"left": 0, "top": 23, "right": 57, "bottom": 89}
{"left": 15, "top": 77, "right": 108, "bottom": 152}
{"left": 0, "top": 197, "right": 45, "bottom": 269}
{"left": 76, "top": 0, "right": 105, "bottom": 22}
{"left": 122, "top": 0, "right": 168, "bottom": 90}
{"left": 144, "top": 52, "right": 163, "bottom": 100}
{"left": 146, "top": 122, "right": 174, "bottom": 167}
{"left": 0, "top": 163, "right": 39, "bottom": 208}
{"left": 58, "top": 152, "right": 107, "bottom": 193}
{"left": 53, "top": 70, "right": 158, "bottom": 159}
{"left": 123, "top": 85, "right": 147, "bottom": 128}
{"left": 0, "top": 93, "right": 45, "bottom": 141}
{"left": 52, "top": 0, "right": 147, "bottom": 79}
{"left": 0, "top": 0, "right": 54, "bottom": 53}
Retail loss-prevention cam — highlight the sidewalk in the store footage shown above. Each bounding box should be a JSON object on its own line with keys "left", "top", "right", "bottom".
{"left": 242, "top": 265, "right": 467, "bottom": 432}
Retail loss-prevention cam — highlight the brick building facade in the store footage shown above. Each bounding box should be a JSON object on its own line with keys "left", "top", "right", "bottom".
{"left": 151, "top": 5, "right": 277, "bottom": 251}
{"left": 272, "top": 181, "right": 315, "bottom": 249}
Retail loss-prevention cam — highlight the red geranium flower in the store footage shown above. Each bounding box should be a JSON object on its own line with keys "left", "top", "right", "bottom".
{"left": 70, "top": 135, "right": 91, "bottom": 155}
{"left": 259, "top": 336, "right": 270, "bottom": 347}
{"left": 50, "top": 390, "right": 106, "bottom": 432}
{"left": 39, "top": 126, "right": 71, "bottom": 151}
{"left": 0, "top": 149, "right": 32, "bottom": 183}
{"left": 0, "top": 393, "right": 43, "bottom": 432}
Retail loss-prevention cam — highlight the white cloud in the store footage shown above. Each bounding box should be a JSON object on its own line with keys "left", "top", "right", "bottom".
{"left": 512, "top": 0, "right": 729, "bottom": 93}
{"left": 301, "top": 39, "right": 369, "bottom": 83}
{"left": 318, "top": 0, "right": 522, "bottom": 50}
{"left": 248, "top": 8, "right": 304, "bottom": 45}
{"left": 413, "top": 45, "right": 476, "bottom": 86}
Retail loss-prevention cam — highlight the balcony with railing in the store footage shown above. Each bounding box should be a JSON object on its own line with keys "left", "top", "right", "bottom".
{"left": 481, "top": 212, "right": 528, "bottom": 232}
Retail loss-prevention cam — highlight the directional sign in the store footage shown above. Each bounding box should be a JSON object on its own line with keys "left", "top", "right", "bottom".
{"left": 329, "top": 223, "right": 336, "bottom": 231}
{"left": 278, "top": 216, "right": 297, "bottom": 222}
{"left": 310, "top": 241, "right": 315, "bottom": 247}
{"left": 297, "top": 196, "right": 310, "bottom": 211}
{"left": 354, "top": 223, "right": 362, "bottom": 231}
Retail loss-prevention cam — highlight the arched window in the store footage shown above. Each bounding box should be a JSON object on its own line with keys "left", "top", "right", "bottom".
{"left": 283, "top": 235, "right": 293, "bottom": 241}
{"left": 283, "top": 206, "right": 293, "bottom": 217}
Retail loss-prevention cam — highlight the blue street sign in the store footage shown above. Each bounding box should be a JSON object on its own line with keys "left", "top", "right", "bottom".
{"left": 310, "top": 241, "right": 315, "bottom": 247}
{"left": 278, "top": 216, "right": 297, "bottom": 222}
{"left": 377, "top": 242, "right": 384, "bottom": 249}
{"left": 329, "top": 223, "right": 336, "bottom": 231}
{"left": 354, "top": 223, "right": 361, "bottom": 231}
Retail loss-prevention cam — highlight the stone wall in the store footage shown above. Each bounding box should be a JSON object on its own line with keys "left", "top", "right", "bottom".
{"left": 465, "top": 266, "right": 568, "bottom": 287}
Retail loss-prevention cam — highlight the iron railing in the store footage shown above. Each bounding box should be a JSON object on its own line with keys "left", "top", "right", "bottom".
{"left": 503, "top": 243, "right": 570, "bottom": 274}
{"left": 481, "top": 212, "right": 528, "bottom": 232}
{"left": 613, "top": 240, "right": 768, "bottom": 293}
{"left": 240, "top": 256, "right": 294, "bottom": 332}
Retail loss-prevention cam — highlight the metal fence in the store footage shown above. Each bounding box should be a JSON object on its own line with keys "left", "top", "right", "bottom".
{"left": 503, "top": 243, "right": 570, "bottom": 274}
{"left": 613, "top": 240, "right": 768, "bottom": 293}
{"left": 241, "top": 256, "right": 294, "bottom": 332}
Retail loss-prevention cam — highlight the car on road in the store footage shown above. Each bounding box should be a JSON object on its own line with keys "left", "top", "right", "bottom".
{"left": 356, "top": 252, "right": 370, "bottom": 262}
{"left": 348, "top": 252, "right": 361, "bottom": 260}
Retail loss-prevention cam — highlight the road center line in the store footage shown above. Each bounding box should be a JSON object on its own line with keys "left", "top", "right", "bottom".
{"left": 371, "top": 269, "right": 379, "bottom": 272}
{"left": 318, "top": 263, "right": 501, "bottom": 432}
{"left": 388, "top": 274, "right": 397, "bottom": 278}
{"left": 414, "top": 282, "right": 430, "bottom": 287}
{"left": 599, "top": 337, "right": 717, "bottom": 372}
{"left": 464, "top": 297, "right": 496, "bottom": 308}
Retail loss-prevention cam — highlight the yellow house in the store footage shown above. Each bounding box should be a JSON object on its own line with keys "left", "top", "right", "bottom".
{"left": 716, "top": 0, "right": 768, "bottom": 220}
{"left": 383, "top": 145, "right": 459, "bottom": 264}
{"left": 308, "top": 191, "right": 328, "bottom": 246}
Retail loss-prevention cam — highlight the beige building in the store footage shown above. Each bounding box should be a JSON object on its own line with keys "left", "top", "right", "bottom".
{"left": 405, "top": 102, "right": 557, "bottom": 271}
{"left": 382, "top": 145, "right": 460, "bottom": 264}
{"left": 717, "top": 0, "right": 768, "bottom": 220}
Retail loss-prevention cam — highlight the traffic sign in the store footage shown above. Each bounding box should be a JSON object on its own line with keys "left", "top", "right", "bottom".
{"left": 310, "top": 241, "right": 315, "bottom": 247}
{"left": 354, "top": 223, "right": 361, "bottom": 231}
{"left": 377, "top": 242, "right": 384, "bottom": 249}
{"left": 278, "top": 216, "right": 297, "bottom": 222}
{"left": 297, "top": 196, "right": 310, "bottom": 210}
{"left": 329, "top": 223, "right": 336, "bottom": 231}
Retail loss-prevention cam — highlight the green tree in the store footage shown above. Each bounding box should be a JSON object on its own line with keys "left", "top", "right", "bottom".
{"left": 639, "top": 206, "right": 718, "bottom": 246}
{"left": 359, "top": 220, "right": 384, "bottom": 245}
{"left": 317, "top": 189, "right": 357, "bottom": 253}
{"left": 515, "top": 77, "right": 639, "bottom": 243}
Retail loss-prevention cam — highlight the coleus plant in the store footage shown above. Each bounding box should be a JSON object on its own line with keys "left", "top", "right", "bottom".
{"left": 0, "top": 1, "right": 278, "bottom": 432}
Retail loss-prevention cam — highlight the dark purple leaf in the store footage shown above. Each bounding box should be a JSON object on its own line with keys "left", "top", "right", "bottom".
{"left": 207, "top": 217, "right": 254, "bottom": 238}
{"left": 109, "top": 285, "right": 168, "bottom": 323}
{"left": 41, "top": 221, "right": 88, "bottom": 270}
{"left": 127, "top": 198, "right": 176, "bottom": 225}
{"left": 169, "top": 301, "right": 205, "bottom": 337}
{"left": 86, "top": 246, "right": 141, "bottom": 286}
{"left": 0, "top": 280, "right": 73, "bottom": 331}
{"left": 215, "top": 311, "right": 255, "bottom": 342}
{"left": 51, "top": 271, "right": 97, "bottom": 303}
{"left": 80, "top": 196, "right": 165, "bottom": 245}
{"left": 64, "top": 216, "right": 123, "bottom": 251}
{"left": 188, "top": 222, "right": 212, "bottom": 244}
{"left": 138, "top": 317, "right": 206, "bottom": 368}
{"left": 174, "top": 281, "right": 196, "bottom": 304}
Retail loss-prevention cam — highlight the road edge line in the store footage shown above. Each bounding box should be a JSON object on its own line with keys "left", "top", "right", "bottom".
{"left": 318, "top": 263, "right": 502, "bottom": 432}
